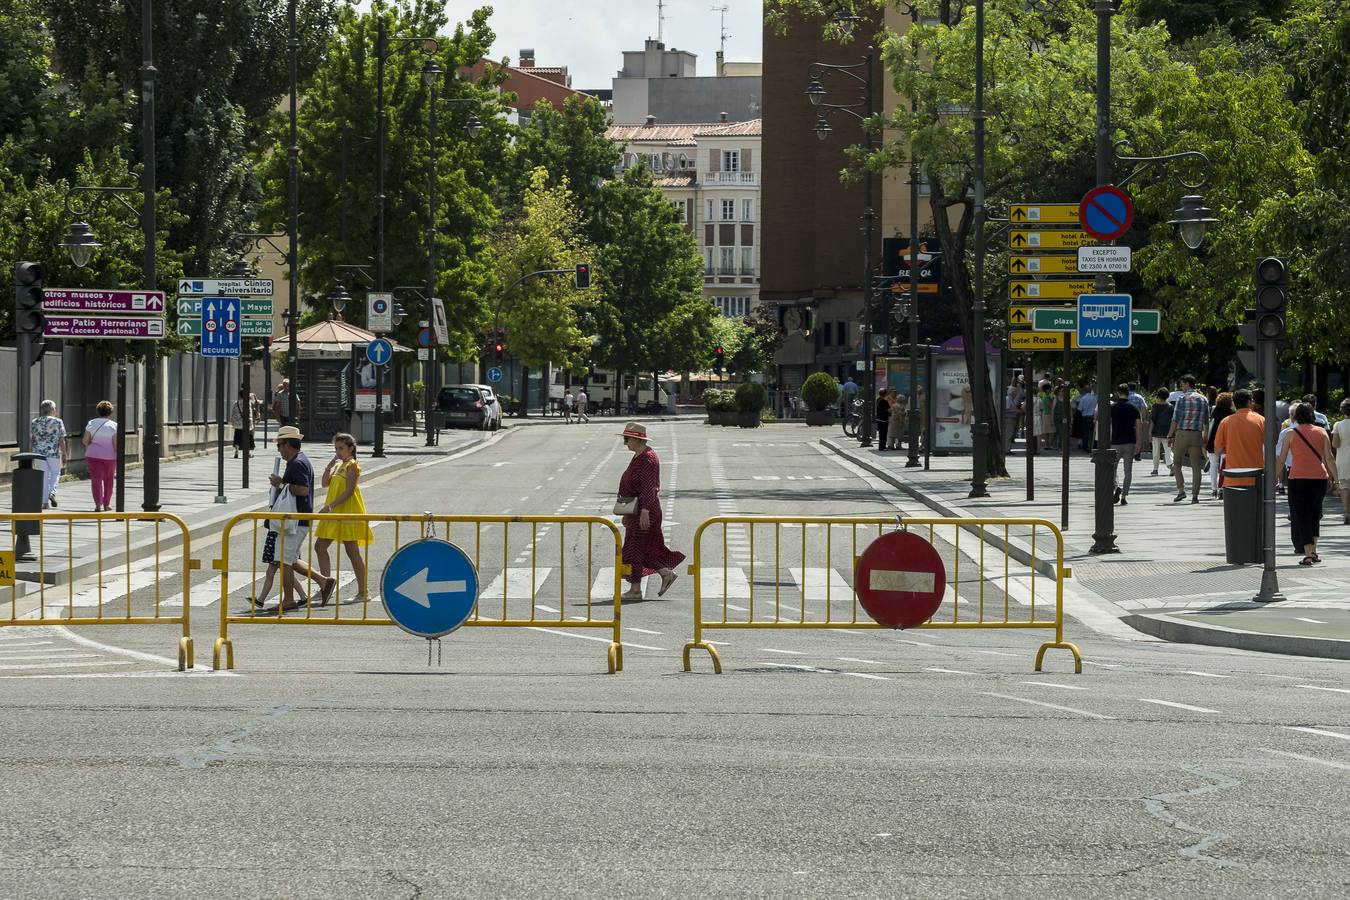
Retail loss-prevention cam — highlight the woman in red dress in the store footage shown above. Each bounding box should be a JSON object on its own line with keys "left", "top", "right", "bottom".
{"left": 617, "top": 422, "right": 685, "bottom": 600}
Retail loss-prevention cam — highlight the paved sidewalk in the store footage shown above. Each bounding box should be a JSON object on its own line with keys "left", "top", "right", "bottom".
{"left": 821, "top": 431, "right": 1350, "bottom": 659}
{"left": 4, "top": 425, "right": 497, "bottom": 585}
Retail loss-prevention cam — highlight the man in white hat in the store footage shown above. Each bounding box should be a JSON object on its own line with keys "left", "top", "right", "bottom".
{"left": 268, "top": 425, "right": 330, "bottom": 609}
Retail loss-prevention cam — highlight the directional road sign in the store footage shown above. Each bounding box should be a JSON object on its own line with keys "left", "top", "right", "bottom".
{"left": 366, "top": 338, "right": 393, "bottom": 367}
{"left": 177, "top": 318, "right": 273, "bottom": 337}
{"left": 1010, "top": 230, "right": 1099, "bottom": 251}
{"left": 1077, "top": 294, "right": 1133, "bottom": 349}
{"left": 1009, "top": 331, "right": 1068, "bottom": 351}
{"left": 1007, "top": 305, "right": 1035, "bottom": 329}
{"left": 1078, "top": 185, "right": 1134, "bottom": 242}
{"left": 487, "top": 366, "right": 503, "bottom": 384}
{"left": 429, "top": 298, "right": 449, "bottom": 345}
{"left": 42, "top": 289, "right": 165, "bottom": 313}
{"left": 1009, "top": 256, "right": 1078, "bottom": 275}
{"left": 1009, "top": 280, "right": 1094, "bottom": 300}
{"left": 177, "top": 278, "right": 274, "bottom": 297}
{"left": 201, "top": 297, "right": 241, "bottom": 358}
{"left": 1010, "top": 203, "right": 1080, "bottom": 225}
{"left": 855, "top": 531, "right": 947, "bottom": 629}
{"left": 380, "top": 539, "right": 479, "bottom": 638}
{"left": 43, "top": 315, "right": 165, "bottom": 340}
{"left": 368, "top": 292, "right": 393, "bottom": 333}
{"left": 1077, "top": 246, "right": 1132, "bottom": 273}
{"left": 1031, "top": 306, "right": 1160, "bottom": 334}
{"left": 177, "top": 297, "right": 273, "bottom": 317}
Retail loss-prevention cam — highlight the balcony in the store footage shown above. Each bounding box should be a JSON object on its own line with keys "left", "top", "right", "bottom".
{"left": 702, "top": 171, "right": 759, "bottom": 186}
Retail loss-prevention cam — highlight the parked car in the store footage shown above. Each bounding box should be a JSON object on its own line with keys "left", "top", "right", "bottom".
{"left": 437, "top": 384, "right": 501, "bottom": 431}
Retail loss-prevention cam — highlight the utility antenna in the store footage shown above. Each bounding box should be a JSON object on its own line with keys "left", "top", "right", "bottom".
{"left": 712, "top": 5, "right": 731, "bottom": 56}
{"left": 658, "top": 0, "right": 666, "bottom": 43}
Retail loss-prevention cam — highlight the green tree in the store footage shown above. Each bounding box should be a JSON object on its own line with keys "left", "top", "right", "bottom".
{"left": 511, "top": 95, "right": 621, "bottom": 222}
{"left": 494, "top": 169, "right": 595, "bottom": 369}
{"left": 1136, "top": 0, "right": 1292, "bottom": 42}
{"left": 589, "top": 167, "right": 713, "bottom": 378}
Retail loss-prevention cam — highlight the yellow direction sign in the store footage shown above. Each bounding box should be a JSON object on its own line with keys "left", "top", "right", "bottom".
{"left": 1010, "top": 203, "right": 1080, "bottom": 226}
{"left": 1009, "top": 255, "right": 1078, "bottom": 275}
{"left": 1009, "top": 331, "right": 1068, "bottom": 351}
{"left": 1009, "top": 230, "right": 1098, "bottom": 251}
{"left": 1009, "top": 280, "right": 1095, "bottom": 300}
{"left": 1008, "top": 305, "right": 1036, "bottom": 328}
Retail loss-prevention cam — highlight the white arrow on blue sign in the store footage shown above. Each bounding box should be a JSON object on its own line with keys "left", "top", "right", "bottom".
{"left": 201, "top": 296, "right": 241, "bottom": 358}
{"left": 366, "top": 338, "right": 393, "bottom": 366}
{"left": 380, "top": 539, "right": 480, "bottom": 638}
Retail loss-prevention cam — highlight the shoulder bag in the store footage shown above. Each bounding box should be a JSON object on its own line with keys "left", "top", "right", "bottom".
{"left": 613, "top": 495, "right": 638, "bottom": 516}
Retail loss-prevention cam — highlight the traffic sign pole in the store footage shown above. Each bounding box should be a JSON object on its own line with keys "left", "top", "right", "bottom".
{"left": 366, "top": 339, "right": 394, "bottom": 459}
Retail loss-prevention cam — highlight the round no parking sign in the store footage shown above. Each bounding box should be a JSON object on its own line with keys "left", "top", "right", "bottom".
{"left": 855, "top": 531, "right": 947, "bottom": 629}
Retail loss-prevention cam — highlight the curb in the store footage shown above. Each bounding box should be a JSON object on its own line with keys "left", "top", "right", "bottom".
{"left": 1124, "top": 612, "right": 1350, "bottom": 661}
{"left": 19, "top": 432, "right": 508, "bottom": 586}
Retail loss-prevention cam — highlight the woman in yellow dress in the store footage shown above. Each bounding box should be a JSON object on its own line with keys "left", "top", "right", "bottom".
{"left": 314, "top": 433, "right": 373, "bottom": 604}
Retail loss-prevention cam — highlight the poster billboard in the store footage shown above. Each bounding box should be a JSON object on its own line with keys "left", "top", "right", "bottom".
{"left": 929, "top": 337, "right": 1001, "bottom": 452}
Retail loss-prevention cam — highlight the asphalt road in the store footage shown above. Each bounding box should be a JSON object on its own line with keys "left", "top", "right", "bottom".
{"left": 2, "top": 421, "right": 1349, "bottom": 897}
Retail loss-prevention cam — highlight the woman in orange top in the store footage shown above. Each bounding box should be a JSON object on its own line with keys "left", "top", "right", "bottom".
{"left": 1276, "top": 403, "right": 1336, "bottom": 565}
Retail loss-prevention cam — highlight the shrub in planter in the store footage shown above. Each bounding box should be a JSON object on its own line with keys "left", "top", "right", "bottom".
{"left": 734, "top": 381, "right": 767, "bottom": 428}
{"left": 800, "top": 372, "right": 840, "bottom": 412}
{"left": 703, "top": 388, "right": 737, "bottom": 425}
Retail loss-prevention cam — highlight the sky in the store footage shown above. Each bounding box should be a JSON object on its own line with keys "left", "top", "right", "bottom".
{"left": 354, "top": 1, "right": 764, "bottom": 90}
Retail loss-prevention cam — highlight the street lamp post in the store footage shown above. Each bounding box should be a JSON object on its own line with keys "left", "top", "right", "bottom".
{"left": 1089, "top": 0, "right": 1218, "bottom": 554}
{"left": 423, "top": 57, "right": 440, "bottom": 449}
{"left": 286, "top": 0, "right": 300, "bottom": 420}
{"left": 968, "top": 0, "right": 991, "bottom": 498}
{"left": 140, "top": 0, "right": 162, "bottom": 512}
{"left": 806, "top": 47, "right": 876, "bottom": 447}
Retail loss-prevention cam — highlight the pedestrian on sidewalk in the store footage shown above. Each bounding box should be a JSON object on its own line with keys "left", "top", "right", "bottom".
{"left": 1038, "top": 381, "right": 1056, "bottom": 452}
{"left": 1277, "top": 403, "right": 1336, "bottom": 565}
{"left": 1004, "top": 378, "right": 1024, "bottom": 452}
{"left": 1213, "top": 388, "right": 1264, "bottom": 488}
{"left": 272, "top": 379, "right": 298, "bottom": 426}
{"left": 840, "top": 376, "right": 860, "bottom": 417}
{"left": 1148, "top": 388, "right": 1173, "bottom": 474}
{"left": 1301, "top": 393, "right": 1330, "bottom": 428}
{"left": 888, "top": 389, "right": 906, "bottom": 450}
{"left": 1056, "top": 381, "right": 1071, "bottom": 452}
{"left": 30, "top": 400, "right": 67, "bottom": 509}
{"left": 1333, "top": 398, "right": 1350, "bottom": 525}
{"left": 616, "top": 423, "right": 684, "bottom": 601}
{"left": 81, "top": 401, "right": 117, "bottom": 512}
{"left": 1206, "top": 391, "right": 1234, "bottom": 497}
{"left": 1167, "top": 375, "right": 1209, "bottom": 503}
{"left": 563, "top": 388, "right": 575, "bottom": 424}
{"left": 314, "top": 433, "right": 372, "bottom": 604}
{"left": 626, "top": 382, "right": 639, "bottom": 416}
{"left": 230, "top": 388, "right": 256, "bottom": 458}
{"left": 576, "top": 388, "right": 590, "bottom": 424}
{"left": 874, "top": 388, "right": 891, "bottom": 450}
{"left": 1110, "top": 385, "right": 1143, "bottom": 504}
{"left": 268, "top": 426, "right": 327, "bottom": 610}
{"left": 1078, "top": 385, "right": 1098, "bottom": 453}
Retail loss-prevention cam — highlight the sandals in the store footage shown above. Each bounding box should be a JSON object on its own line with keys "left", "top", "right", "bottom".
{"left": 317, "top": 578, "right": 337, "bottom": 607}
{"left": 658, "top": 571, "right": 678, "bottom": 597}
{"left": 1299, "top": 555, "right": 1320, "bottom": 566}
{"left": 620, "top": 590, "right": 644, "bottom": 602}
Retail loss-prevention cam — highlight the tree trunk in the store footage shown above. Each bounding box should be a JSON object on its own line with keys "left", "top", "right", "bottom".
{"left": 520, "top": 365, "right": 530, "bottom": 417}
{"left": 928, "top": 181, "right": 1008, "bottom": 478}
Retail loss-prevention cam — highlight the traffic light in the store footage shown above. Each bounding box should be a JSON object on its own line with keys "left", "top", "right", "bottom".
{"left": 14, "top": 261, "right": 45, "bottom": 336}
{"left": 713, "top": 344, "right": 724, "bottom": 375}
{"left": 1254, "top": 256, "right": 1288, "bottom": 340}
{"left": 493, "top": 335, "right": 505, "bottom": 363}
{"left": 574, "top": 263, "right": 591, "bottom": 289}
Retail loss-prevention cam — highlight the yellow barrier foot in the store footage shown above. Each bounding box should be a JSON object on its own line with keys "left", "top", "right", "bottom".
{"left": 681, "top": 642, "right": 722, "bottom": 674}
{"left": 178, "top": 637, "right": 195, "bottom": 671}
{"left": 1035, "top": 641, "right": 1083, "bottom": 674}
{"left": 212, "top": 637, "right": 234, "bottom": 671}
{"left": 607, "top": 642, "right": 624, "bottom": 674}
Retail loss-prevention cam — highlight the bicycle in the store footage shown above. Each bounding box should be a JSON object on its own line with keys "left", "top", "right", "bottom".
{"left": 842, "top": 398, "right": 863, "bottom": 437}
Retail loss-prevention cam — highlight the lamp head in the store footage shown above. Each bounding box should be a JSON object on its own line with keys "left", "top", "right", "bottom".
{"left": 465, "top": 115, "right": 483, "bottom": 139}
{"left": 1168, "top": 194, "right": 1217, "bottom": 250}
{"left": 328, "top": 283, "right": 350, "bottom": 317}
{"left": 814, "top": 116, "right": 832, "bottom": 142}
{"left": 61, "top": 220, "right": 101, "bottom": 268}
{"left": 421, "top": 57, "right": 442, "bottom": 87}
{"left": 805, "top": 78, "right": 826, "bottom": 109}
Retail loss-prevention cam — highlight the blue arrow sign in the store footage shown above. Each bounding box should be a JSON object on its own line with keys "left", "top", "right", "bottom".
{"left": 487, "top": 366, "right": 503, "bottom": 383}
{"left": 201, "top": 296, "right": 241, "bottom": 358}
{"left": 1076, "top": 294, "right": 1132, "bottom": 349}
{"left": 367, "top": 337, "right": 393, "bottom": 366}
{"left": 380, "top": 539, "right": 479, "bottom": 638}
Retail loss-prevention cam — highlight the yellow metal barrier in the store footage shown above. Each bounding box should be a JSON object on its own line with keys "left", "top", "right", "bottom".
{"left": 2, "top": 512, "right": 196, "bottom": 670}
{"left": 212, "top": 512, "right": 625, "bottom": 673}
{"left": 681, "top": 515, "right": 1081, "bottom": 673}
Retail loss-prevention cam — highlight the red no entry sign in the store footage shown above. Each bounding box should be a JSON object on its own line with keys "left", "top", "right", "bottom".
{"left": 1079, "top": 185, "right": 1134, "bottom": 242}
{"left": 856, "top": 530, "right": 947, "bottom": 629}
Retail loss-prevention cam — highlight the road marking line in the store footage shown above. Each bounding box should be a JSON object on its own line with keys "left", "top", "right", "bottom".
{"left": 1295, "top": 684, "right": 1350, "bottom": 695}
{"left": 843, "top": 671, "right": 891, "bottom": 681}
{"left": 1139, "top": 699, "right": 1220, "bottom": 714}
{"left": 983, "top": 692, "right": 1114, "bottom": 719}
{"left": 1259, "top": 748, "right": 1350, "bottom": 771}
{"left": 1183, "top": 671, "right": 1230, "bottom": 678}
{"left": 0, "top": 641, "right": 55, "bottom": 649}
{"left": 1286, "top": 726, "right": 1350, "bottom": 743}
{"left": 975, "top": 649, "right": 1019, "bottom": 658}
{"left": 1021, "top": 681, "right": 1087, "bottom": 691}
{"left": 51, "top": 625, "right": 196, "bottom": 670}
{"left": 760, "top": 648, "right": 805, "bottom": 656}
{"left": 1294, "top": 616, "right": 1327, "bottom": 624}
{"left": 526, "top": 627, "right": 661, "bottom": 652}
{"left": 0, "top": 653, "right": 101, "bottom": 662}
{"left": 1082, "top": 661, "right": 1121, "bottom": 669}
{"left": 926, "top": 667, "right": 976, "bottom": 676}
{"left": 706, "top": 640, "right": 732, "bottom": 646}
{"left": 895, "top": 638, "right": 934, "bottom": 647}
{"left": 761, "top": 661, "right": 890, "bottom": 681}
{"left": 534, "top": 603, "right": 559, "bottom": 613}
{"left": 837, "top": 657, "right": 883, "bottom": 665}
{"left": 629, "top": 627, "right": 662, "bottom": 635}
{"left": 0, "top": 670, "right": 231, "bottom": 679}
{"left": 0, "top": 659, "right": 135, "bottom": 671}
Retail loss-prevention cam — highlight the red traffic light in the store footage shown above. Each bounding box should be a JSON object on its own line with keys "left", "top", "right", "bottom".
{"left": 493, "top": 341, "right": 504, "bottom": 354}
{"left": 714, "top": 345, "right": 724, "bottom": 357}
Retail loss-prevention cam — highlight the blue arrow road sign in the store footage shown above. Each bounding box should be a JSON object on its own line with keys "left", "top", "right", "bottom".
{"left": 200, "top": 296, "right": 241, "bottom": 358}
{"left": 487, "top": 366, "right": 503, "bottom": 383}
{"left": 1076, "top": 294, "right": 1132, "bottom": 349}
{"left": 367, "top": 337, "right": 393, "bottom": 366}
{"left": 381, "top": 539, "right": 479, "bottom": 638}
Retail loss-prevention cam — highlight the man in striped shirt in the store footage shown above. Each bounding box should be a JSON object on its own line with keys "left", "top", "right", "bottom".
{"left": 1166, "top": 374, "right": 1210, "bottom": 503}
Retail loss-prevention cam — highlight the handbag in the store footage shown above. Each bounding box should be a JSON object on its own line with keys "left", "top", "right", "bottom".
{"left": 612, "top": 495, "right": 638, "bottom": 516}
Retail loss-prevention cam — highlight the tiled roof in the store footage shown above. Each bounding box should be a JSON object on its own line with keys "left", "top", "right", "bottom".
{"left": 605, "top": 119, "right": 762, "bottom": 146}
{"left": 693, "top": 119, "right": 762, "bottom": 137}
{"left": 651, "top": 172, "right": 698, "bottom": 187}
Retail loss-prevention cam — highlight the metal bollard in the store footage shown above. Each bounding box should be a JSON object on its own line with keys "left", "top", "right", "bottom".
{"left": 11, "top": 452, "right": 47, "bottom": 560}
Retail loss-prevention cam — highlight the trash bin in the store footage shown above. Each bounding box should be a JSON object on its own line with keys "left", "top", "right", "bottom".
{"left": 1222, "top": 467, "right": 1263, "bottom": 565}
{"left": 11, "top": 452, "right": 47, "bottom": 561}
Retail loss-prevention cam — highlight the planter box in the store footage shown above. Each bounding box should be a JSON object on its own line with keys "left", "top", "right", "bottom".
{"left": 706, "top": 410, "right": 736, "bottom": 426}
{"left": 804, "top": 410, "right": 836, "bottom": 427}
{"left": 736, "top": 411, "right": 761, "bottom": 428}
